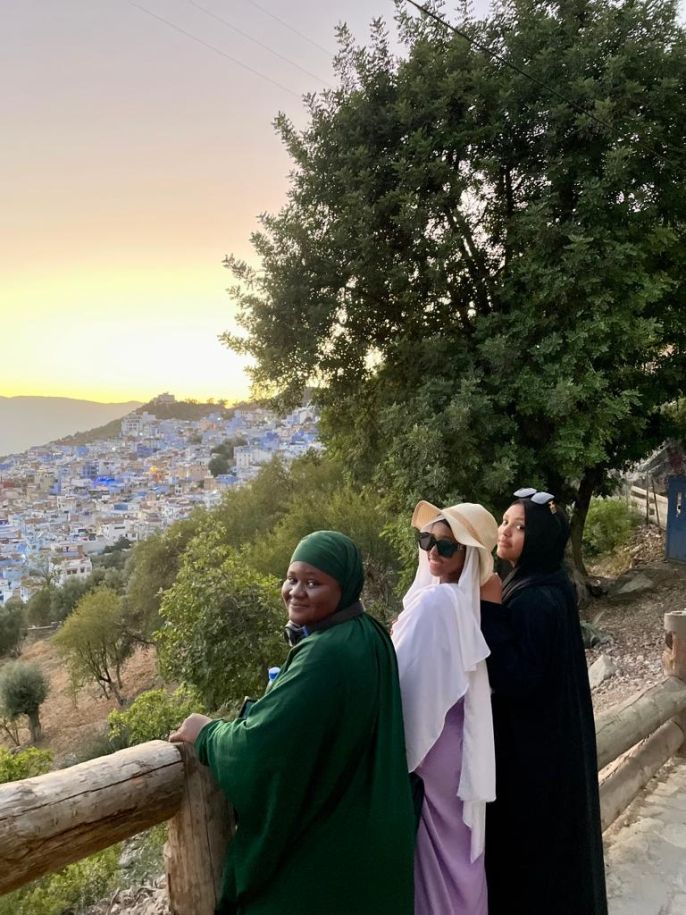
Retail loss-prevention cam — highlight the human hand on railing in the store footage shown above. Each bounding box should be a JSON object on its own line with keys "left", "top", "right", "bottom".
{"left": 480, "top": 573, "right": 502, "bottom": 604}
{"left": 169, "top": 713, "right": 213, "bottom": 745}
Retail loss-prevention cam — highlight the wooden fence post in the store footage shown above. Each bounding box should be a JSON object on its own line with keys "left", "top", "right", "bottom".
{"left": 663, "top": 610, "right": 686, "bottom": 755}
{"left": 164, "top": 743, "right": 234, "bottom": 915}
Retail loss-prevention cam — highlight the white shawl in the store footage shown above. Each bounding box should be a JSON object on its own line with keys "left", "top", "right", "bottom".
{"left": 392, "top": 546, "right": 496, "bottom": 861}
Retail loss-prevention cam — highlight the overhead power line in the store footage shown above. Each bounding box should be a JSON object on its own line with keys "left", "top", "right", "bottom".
{"left": 239, "top": 0, "right": 336, "bottom": 58}
{"left": 185, "top": 0, "right": 335, "bottom": 88}
{"left": 126, "top": 0, "right": 301, "bottom": 99}
{"left": 400, "top": 0, "right": 684, "bottom": 164}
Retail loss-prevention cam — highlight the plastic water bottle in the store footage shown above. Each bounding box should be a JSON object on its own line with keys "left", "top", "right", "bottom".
{"left": 267, "top": 666, "right": 281, "bottom": 684}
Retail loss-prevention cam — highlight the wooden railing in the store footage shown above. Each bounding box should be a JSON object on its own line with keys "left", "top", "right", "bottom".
{"left": 0, "top": 741, "right": 232, "bottom": 913}
{"left": 1, "top": 611, "right": 685, "bottom": 912}
{"left": 597, "top": 609, "right": 686, "bottom": 830}
{"left": 626, "top": 482, "right": 668, "bottom": 531}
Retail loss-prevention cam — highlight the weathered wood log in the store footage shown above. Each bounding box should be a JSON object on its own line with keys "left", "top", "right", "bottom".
{"left": 165, "top": 743, "right": 234, "bottom": 915}
{"left": 599, "top": 719, "right": 685, "bottom": 831}
{"left": 595, "top": 677, "right": 686, "bottom": 770}
{"left": 0, "top": 740, "right": 184, "bottom": 896}
{"left": 664, "top": 610, "right": 686, "bottom": 680}
{"left": 663, "top": 609, "right": 686, "bottom": 755}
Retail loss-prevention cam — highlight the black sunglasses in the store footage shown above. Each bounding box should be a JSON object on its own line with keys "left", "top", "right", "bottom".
{"left": 514, "top": 487, "right": 557, "bottom": 510}
{"left": 417, "top": 531, "right": 465, "bottom": 558}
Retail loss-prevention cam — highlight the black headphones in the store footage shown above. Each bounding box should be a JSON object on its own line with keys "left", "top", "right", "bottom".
{"left": 283, "top": 600, "right": 364, "bottom": 648}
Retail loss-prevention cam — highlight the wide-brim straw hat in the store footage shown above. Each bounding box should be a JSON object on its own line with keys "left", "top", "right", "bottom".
{"left": 412, "top": 500, "right": 499, "bottom": 585}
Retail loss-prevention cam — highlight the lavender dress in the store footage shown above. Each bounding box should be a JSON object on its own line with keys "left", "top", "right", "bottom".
{"left": 414, "top": 698, "right": 488, "bottom": 915}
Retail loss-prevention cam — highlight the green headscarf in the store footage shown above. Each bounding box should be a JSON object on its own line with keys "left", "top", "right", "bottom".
{"left": 289, "top": 530, "right": 365, "bottom": 611}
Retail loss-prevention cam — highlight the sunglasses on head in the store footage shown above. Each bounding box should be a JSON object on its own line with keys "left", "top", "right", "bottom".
{"left": 417, "top": 531, "right": 465, "bottom": 558}
{"left": 514, "top": 487, "right": 557, "bottom": 511}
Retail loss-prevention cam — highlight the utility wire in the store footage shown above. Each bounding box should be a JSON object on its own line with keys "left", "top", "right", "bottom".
{"left": 126, "top": 0, "right": 301, "bottom": 99}
{"left": 185, "top": 0, "right": 335, "bottom": 88}
{"left": 238, "top": 0, "right": 336, "bottom": 58}
{"left": 400, "top": 0, "right": 684, "bottom": 164}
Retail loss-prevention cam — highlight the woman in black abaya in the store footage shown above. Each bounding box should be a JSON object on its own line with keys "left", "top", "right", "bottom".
{"left": 480, "top": 489, "right": 607, "bottom": 915}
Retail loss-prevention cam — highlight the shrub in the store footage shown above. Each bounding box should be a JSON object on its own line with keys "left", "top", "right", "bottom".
{"left": 0, "top": 845, "right": 120, "bottom": 915}
{"left": 582, "top": 498, "right": 640, "bottom": 557}
{"left": 108, "top": 686, "right": 204, "bottom": 747}
{"left": 0, "top": 746, "right": 53, "bottom": 784}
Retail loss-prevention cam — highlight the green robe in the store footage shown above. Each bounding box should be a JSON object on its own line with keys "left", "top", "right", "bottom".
{"left": 196, "top": 613, "right": 415, "bottom": 915}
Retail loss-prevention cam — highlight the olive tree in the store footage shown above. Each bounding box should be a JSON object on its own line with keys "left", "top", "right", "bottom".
{"left": 54, "top": 588, "right": 132, "bottom": 705}
{"left": 0, "top": 661, "right": 49, "bottom": 743}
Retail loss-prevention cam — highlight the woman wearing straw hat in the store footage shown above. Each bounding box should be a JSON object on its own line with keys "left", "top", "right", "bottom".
{"left": 481, "top": 489, "right": 607, "bottom": 915}
{"left": 392, "top": 501, "right": 501, "bottom": 915}
{"left": 170, "top": 530, "right": 415, "bottom": 915}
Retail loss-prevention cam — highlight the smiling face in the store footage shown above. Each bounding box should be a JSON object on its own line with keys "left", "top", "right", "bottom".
{"left": 426, "top": 520, "right": 466, "bottom": 584}
{"left": 497, "top": 502, "right": 526, "bottom": 565}
{"left": 282, "top": 561, "right": 343, "bottom": 627}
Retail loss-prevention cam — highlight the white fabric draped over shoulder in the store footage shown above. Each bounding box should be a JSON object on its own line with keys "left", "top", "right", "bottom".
{"left": 392, "top": 545, "right": 496, "bottom": 862}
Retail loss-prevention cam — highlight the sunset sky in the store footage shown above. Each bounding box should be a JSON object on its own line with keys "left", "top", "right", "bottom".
{"left": 1, "top": 0, "right": 409, "bottom": 405}
{"left": 10, "top": 0, "right": 675, "bottom": 406}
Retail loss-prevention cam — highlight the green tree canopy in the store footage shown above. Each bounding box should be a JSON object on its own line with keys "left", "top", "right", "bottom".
{"left": 26, "top": 588, "right": 52, "bottom": 627}
{"left": 53, "top": 588, "right": 132, "bottom": 705}
{"left": 0, "top": 598, "right": 25, "bottom": 658}
{"left": 123, "top": 517, "right": 200, "bottom": 639}
{"left": 208, "top": 453, "right": 231, "bottom": 477}
{"left": 0, "top": 661, "right": 49, "bottom": 743}
{"left": 156, "top": 527, "right": 286, "bottom": 710}
{"left": 223, "top": 0, "right": 686, "bottom": 573}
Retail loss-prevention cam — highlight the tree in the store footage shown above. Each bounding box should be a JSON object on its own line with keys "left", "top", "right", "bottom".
{"left": 223, "top": 0, "right": 686, "bottom": 575}
{"left": 26, "top": 588, "right": 53, "bottom": 627}
{"left": 244, "top": 459, "right": 405, "bottom": 620}
{"left": 208, "top": 452, "right": 230, "bottom": 477}
{"left": 0, "top": 661, "right": 49, "bottom": 743}
{"left": 123, "top": 517, "right": 200, "bottom": 639}
{"left": 156, "top": 527, "right": 286, "bottom": 710}
{"left": 49, "top": 577, "right": 91, "bottom": 623}
{"left": 53, "top": 588, "right": 132, "bottom": 705}
{"left": 0, "top": 598, "right": 25, "bottom": 657}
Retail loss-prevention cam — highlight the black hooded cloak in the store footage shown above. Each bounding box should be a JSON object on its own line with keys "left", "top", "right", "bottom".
{"left": 481, "top": 498, "right": 607, "bottom": 915}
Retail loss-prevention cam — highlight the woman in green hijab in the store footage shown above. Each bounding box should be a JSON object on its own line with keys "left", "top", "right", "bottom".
{"left": 170, "top": 531, "right": 415, "bottom": 915}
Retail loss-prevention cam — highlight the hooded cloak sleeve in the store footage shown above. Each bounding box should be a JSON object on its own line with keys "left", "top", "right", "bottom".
{"left": 480, "top": 589, "right": 561, "bottom": 699}
{"left": 195, "top": 614, "right": 415, "bottom": 915}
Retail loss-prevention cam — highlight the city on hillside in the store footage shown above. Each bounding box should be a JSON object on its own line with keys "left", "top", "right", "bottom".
{"left": 0, "top": 394, "right": 321, "bottom": 606}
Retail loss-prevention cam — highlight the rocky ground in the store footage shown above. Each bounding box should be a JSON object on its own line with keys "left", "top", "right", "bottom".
{"left": 585, "top": 523, "right": 685, "bottom": 714}
{"left": 87, "top": 875, "right": 169, "bottom": 915}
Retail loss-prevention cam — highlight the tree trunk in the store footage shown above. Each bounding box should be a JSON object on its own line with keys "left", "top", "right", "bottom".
{"left": 569, "top": 468, "right": 599, "bottom": 579}
{"left": 110, "top": 680, "right": 125, "bottom": 706}
{"left": 28, "top": 710, "right": 41, "bottom": 744}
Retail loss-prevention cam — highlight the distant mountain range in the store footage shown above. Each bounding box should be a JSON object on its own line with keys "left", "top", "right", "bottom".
{"left": 0, "top": 396, "right": 142, "bottom": 457}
